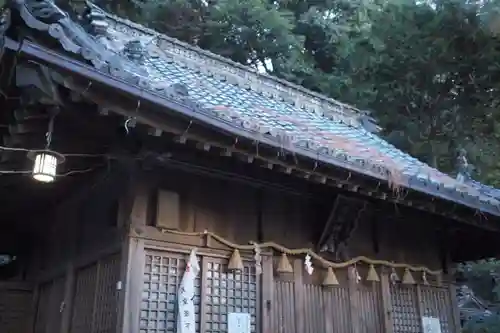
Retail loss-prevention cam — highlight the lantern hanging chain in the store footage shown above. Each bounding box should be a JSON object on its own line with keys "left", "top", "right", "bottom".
{"left": 45, "top": 114, "right": 55, "bottom": 149}
{"left": 158, "top": 228, "right": 442, "bottom": 275}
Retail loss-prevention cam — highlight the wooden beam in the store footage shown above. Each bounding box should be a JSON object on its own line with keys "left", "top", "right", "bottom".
{"left": 448, "top": 282, "right": 462, "bottom": 333}
{"left": 261, "top": 255, "right": 274, "bottom": 333}
{"left": 415, "top": 284, "right": 425, "bottom": 332}
{"left": 116, "top": 236, "right": 130, "bottom": 333}
{"left": 293, "top": 259, "right": 305, "bottom": 333}
{"left": 122, "top": 238, "right": 145, "bottom": 333}
{"left": 129, "top": 181, "right": 150, "bottom": 232}
{"left": 199, "top": 257, "right": 208, "bottom": 333}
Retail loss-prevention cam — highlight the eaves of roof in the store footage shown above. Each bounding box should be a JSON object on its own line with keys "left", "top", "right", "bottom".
{"left": 4, "top": 0, "right": 500, "bottom": 217}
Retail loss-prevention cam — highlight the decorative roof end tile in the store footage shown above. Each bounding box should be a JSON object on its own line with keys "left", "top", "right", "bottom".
{"left": 82, "top": 1, "right": 108, "bottom": 36}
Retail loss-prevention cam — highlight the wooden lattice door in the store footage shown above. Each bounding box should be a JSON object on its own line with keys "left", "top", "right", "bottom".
{"left": 390, "top": 284, "right": 458, "bottom": 333}
{"left": 70, "top": 253, "right": 121, "bottom": 333}
{"left": 390, "top": 285, "right": 420, "bottom": 333}
{"left": 420, "top": 286, "right": 454, "bottom": 333}
{"left": 140, "top": 251, "right": 202, "bottom": 333}
{"left": 204, "top": 258, "right": 258, "bottom": 333}
{"left": 140, "top": 250, "right": 259, "bottom": 333}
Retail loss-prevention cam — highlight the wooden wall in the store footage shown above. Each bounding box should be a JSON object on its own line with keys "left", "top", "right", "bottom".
{"left": 142, "top": 168, "right": 442, "bottom": 270}
{"left": 29, "top": 168, "right": 128, "bottom": 333}
{"left": 35, "top": 172, "right": 124, "bottom": 272}
{"left": 348, "top": 213, "right": 441, "bottom": 269}
{"left": 268, "top": 262, "right": 459, "bottom": 333}
{"left": 130, "top": 246, "right": 460, "bottom": 333}
{"left": 145, "top": 169, "right": 321, "bottom": 249}
{"left": 0, "top": 281, "right": 33, "bottom": 333}
{"left": 22, "top": 162, "right": 449, "bottom": 333}
{"left": 121, "top": 166, "right": 461, "bottom": 333}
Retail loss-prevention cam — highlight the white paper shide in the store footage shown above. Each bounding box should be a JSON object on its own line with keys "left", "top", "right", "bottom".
{"left": 177, "top": 249, "right": 200, "bottom": 333}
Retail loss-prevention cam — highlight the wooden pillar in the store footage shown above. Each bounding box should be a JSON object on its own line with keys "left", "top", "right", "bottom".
{"left": 30, "top": 284, "right": 40, "bottom": 333}
{"left": 416, "top": 284, "right": 425, "bottom": 331}
{"left": 261, "top": 255, "right": 274, "bottom": 333}
{"left": 59, "top": 263, "right": 75, "bottom": 333}
{"left": 380, "top": 270, "right": 394, "bottom": 333}
{"left": 199, "top": 257, "right": 208, "bottom": 333}
{"left": 293, "top": 259, "right": 305, "bottom": 333}
{"left": 60, "top": 185, "right": 79, "bottom": 333}
{"left": 120, "top": 238, "right": 145, "bottom": 333}
{"left": 448, "top": 282, "right": 462, "bottom": 333}
{"left": 129, "top": 183, "right": 150, "bottom": 232}
{"left": 348, "top": 267, "right": 360, "bottom": 333}
{"left": 117, "top": 179, "right": 149, "bottom": 333}
{"left": 116, "top": 237, "right": 130, "bottom": 333}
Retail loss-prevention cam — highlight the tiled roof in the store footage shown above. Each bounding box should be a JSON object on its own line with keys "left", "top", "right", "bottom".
{"left": 10, "top": 0, "right": 500, "bottom": 215}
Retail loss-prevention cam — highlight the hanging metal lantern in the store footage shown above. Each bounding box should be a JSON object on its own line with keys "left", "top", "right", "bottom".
{"left": 28, "top": 150, "right": 65, "bottom": 183}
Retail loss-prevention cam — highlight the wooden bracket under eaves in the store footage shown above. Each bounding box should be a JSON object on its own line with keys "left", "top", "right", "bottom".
{"left": 317, "top": 194, "right": 371, "bottom": 259}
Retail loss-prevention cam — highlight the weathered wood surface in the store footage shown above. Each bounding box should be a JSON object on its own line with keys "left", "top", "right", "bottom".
{"left": 126, "top": 247, "right": 460, "bottom": 333}
{"left": 27, "top": 166, "right": 454, "bottom": 333}
{"left": 129, "top": 170, "right": 443, "bottom": 270}
{"left": 0, "top": 282, "right": 33, "bottom": 333}
{"left": 33, "top": 252, "right": 121, "bottom": 333}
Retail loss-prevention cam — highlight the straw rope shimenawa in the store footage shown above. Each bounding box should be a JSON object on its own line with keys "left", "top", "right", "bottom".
{"left": 160, "top": 228, "right": 442, "bottom": 276}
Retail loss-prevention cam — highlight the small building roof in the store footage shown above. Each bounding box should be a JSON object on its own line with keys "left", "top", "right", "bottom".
{"left": 5, "top": 0, "right": 500, "bottom": 216}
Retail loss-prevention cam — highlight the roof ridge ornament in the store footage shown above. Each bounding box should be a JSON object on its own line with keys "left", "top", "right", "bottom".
{"left": 124, "top": 39, "right": 146, "bottom": 62}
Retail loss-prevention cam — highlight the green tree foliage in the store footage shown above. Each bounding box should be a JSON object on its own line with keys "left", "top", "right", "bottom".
{"left": 337, "top": 1, "right": 500, "bottom": 176}
{"left": 458, "top": 260, "right": 500, "bottom": 303}
{"left": 458, "top": 260, "right": 500, "bottom": 332}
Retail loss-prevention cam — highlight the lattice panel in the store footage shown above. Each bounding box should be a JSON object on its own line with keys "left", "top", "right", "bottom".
{"left": 205, "top": 260, "right": 258, "bottom": 333}
{"left": 420, "top": 286, "right": 454, "bottom": 333}
{"left": 273, "top": 280, "right": 296, "bottom": 333}
{"left": 303, "top": 284, "right": 325, "bottom": 333}
{"left": 0, "top": 285, "right": 33, "bottom": 333}
{"left": 390, "top": 285, "right": 420, "bottom": 333}
{"left": 71, "top": 264, "right": 99, "bottom": 333}
{"left": 94, "top": 254, "right": 121, "bottom": 333}
{"left": 356, "top": 285, "right": 383, "bottom": 333}
{"left": 323, "top": 286, "right": 351, "bottom": 333}
{"left": 140, "top": 251, "right": 201, "bottom": 333}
